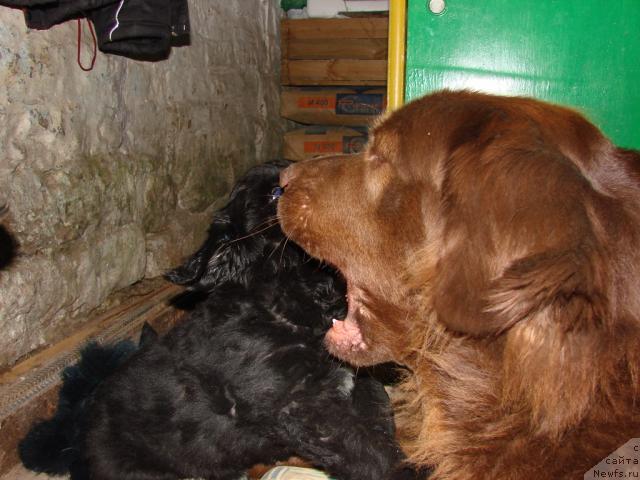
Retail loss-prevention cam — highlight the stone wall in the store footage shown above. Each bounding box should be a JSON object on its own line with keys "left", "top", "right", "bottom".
{"left": 0, "top": 0, "right": 283, "bottom": 368}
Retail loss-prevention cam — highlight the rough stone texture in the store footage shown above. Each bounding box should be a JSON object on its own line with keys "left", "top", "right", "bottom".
{"left": 0, "top": 0, "right": 283, "bottom": 368}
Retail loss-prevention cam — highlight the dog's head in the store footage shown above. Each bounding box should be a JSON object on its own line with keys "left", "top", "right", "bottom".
{"left": 166, "top": 159, "right": 348, "bottom": 330}
{"left": 279, "top": 150, "right": 425, "bottom": 365}
{"left": 278, "top": 90, "right": 640, "bottom": 430}
{"left": 165, "top": 160, "right": 300, "bottom": 291}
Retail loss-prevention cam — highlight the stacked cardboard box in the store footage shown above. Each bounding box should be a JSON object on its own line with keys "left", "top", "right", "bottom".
{"left": 281, "top": 17, "right": 388, "bottom": 161}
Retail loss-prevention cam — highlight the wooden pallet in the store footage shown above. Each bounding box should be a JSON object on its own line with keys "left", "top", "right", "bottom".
{"left": 281, "top": 17, "right": 388, "bottom": 86}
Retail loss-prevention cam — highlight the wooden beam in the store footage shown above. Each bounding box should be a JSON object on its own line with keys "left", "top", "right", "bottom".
{"left": 281, "top": 59, "right": 387, "bottom": 86}
{"left": 0, "top": 283, "right": 182, "bottom": 387}
{"left": 281, "top": 17, "right": 389, "bottom": 41}
{"left": 285, "top": 38, "right": 388, "bottom": 60}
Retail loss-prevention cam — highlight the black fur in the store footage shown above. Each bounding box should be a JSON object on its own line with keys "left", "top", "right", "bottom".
{"left": 19, "top": 338, "right": 143, "bottom": 477}
{"left": 85, "top": 284, "right": 401, "bottom": 480}
{"left": 0, "top": 205, "right": 17, "bottom": 269}
{"left": 20, "top": 160, "right": 408, "bottom": 480}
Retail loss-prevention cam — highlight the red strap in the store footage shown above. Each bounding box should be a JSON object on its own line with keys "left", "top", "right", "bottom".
{"left": 76, "top": 18, "right": 97, "bottom": 71}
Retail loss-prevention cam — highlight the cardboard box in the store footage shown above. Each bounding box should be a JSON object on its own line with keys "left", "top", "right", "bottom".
{"left": 281, "top": 88, "right": 385, "bottom": 126}
{"left": 283, "top": 127, "right": 367, "bottom": 161}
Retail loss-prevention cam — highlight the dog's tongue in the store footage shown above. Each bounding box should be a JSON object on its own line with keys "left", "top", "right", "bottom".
{"left": 328, "top": 318, "right": 367, "bottom": 351}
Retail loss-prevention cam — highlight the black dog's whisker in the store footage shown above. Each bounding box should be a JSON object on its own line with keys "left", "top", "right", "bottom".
{"left": 279, "top": 233, "right": 293, "bottom": 270}
{"left": 250, "top": 214, "right": 280, "bottom": 231}
{"left": 266, "top": 236, "right": 287, "bottom": 264}
{"left": 302, "top": 255, "right": 316, "bottom": 266}
{"left": 226, "top": 220, "right": 279, "bottom": 245}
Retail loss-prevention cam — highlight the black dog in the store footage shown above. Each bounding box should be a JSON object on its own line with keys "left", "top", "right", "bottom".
{"left": 20, "top": 161, "right": 406, "bottom": 480}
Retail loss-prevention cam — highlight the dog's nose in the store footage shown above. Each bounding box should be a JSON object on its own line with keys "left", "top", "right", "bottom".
{"left": 280, "top": 164, "right": 298, "bottom": 188}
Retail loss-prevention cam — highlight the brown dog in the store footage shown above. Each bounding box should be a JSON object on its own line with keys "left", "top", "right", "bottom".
{"left": 277, "top": 90, "right": 640, "bottom": 479}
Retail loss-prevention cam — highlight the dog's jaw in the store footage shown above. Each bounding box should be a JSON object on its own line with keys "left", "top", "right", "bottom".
{"left": 322, "top": 280, "right": 399, "bottom": 366}
{"left": 327, "top": 283, "right": 368, "bottom": 353}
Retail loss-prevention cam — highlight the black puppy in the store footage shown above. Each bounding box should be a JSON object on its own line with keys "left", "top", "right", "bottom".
{"left": 21, "top": 161, "right": 405, "bottom": 480}
{"left": 166, "top": 160, "right": 346, "bottom": 334}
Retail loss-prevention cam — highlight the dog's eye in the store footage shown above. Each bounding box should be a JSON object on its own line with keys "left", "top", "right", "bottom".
{"left": 270, "top": 186, "right": 284, "bottom": 202}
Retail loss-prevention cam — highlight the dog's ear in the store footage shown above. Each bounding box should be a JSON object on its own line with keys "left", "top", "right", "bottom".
{"left": 485, "top": 243, "right": 613, "bottom": 437}
{"left": 431, "top": 237, "right": 614, "bottom": 437}
{"left": 485, "top": 245, "right": 607, "bottom": 333}
{"left": 164, "top": 214, "right": 233, "bottom": 287}
{"left": 423, "top": 133, "right": 623, "bottom": 434}
{"left": 138, "top": 322, "right": 159, "bottom": 347}
{"left": 164, "top": 250, "right": 208, "bottom": 285}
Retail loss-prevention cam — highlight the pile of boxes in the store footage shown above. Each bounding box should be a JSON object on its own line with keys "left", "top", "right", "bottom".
{"left": 280, "top": 16, "right": 388, "bottom": 161}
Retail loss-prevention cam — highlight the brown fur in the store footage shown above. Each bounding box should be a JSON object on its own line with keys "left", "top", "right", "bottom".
{"left": 277, "top": 90, "right": 640, "bottom": 479}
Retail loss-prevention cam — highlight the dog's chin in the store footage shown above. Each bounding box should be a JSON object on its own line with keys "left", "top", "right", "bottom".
{"left": 324, "top": 287, "right": 391, "bottom": 367}
{"left": 326, "top": 313, "right": 366, "bottom": 349}
{"left": 324, "top": 329, "right": 389, "bottom": 366}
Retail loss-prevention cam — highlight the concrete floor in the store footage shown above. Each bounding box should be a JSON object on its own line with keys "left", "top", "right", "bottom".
{"left": 1, "top": 465, "right": 61, "bottom": 480}
{"left": 2, "top": 464, "right": 326, "bottom": 480}
{"left": 1, "top": 467, "right": 219, "bottom": 480}
{"left": 1, "top": 466, "right": 216, "bottom": 480}
{"left": 1, "top": 465, "right": 204, "bottom": 480}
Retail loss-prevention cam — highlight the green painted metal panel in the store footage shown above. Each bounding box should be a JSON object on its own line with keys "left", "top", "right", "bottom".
{"left": 405, "top": 0, "right": 640, "bottom": 148}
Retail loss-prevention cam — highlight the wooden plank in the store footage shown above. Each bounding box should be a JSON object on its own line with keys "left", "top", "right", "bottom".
{"left": 281, "top": 59, "right": 387, "bottom": 86}
{"left": 0, "top": 283, "right": 182, "bottom": 386}
{"left": 282, "top": 17, "right": 388, "bottom": 40}
{"left": 285, "top": 38, "right": 388, "bottom": 60}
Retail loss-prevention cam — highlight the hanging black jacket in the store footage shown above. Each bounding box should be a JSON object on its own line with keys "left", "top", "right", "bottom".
{"left": 0, "top": 0, "right": 190, "bottom": 61}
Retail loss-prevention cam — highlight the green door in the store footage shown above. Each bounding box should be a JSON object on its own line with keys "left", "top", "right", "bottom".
{"left": 405, "top": 0, "right": 640, "bottom": 148}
